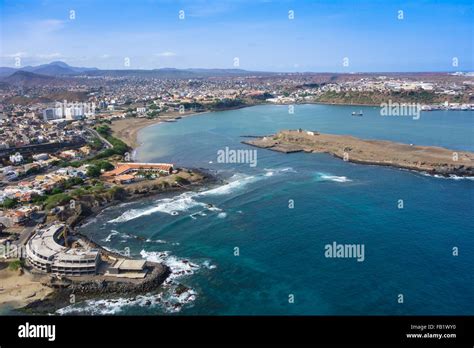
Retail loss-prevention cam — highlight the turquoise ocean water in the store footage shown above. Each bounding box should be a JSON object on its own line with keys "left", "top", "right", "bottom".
{"left": 70, "top": 104, "right": 473, "bottom": 315}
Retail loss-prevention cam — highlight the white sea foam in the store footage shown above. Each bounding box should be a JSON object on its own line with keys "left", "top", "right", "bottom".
{"left": 198, "top": 173, "right": 260, "bottom": 196}
{"left": 56, "top": 287, "right": 197, "bottom": 315}
{"left": 315, "top": 173, "right": 352, "bottom": 183}
{"left": 80, "top": 217, "right": 97, "bottom": 227}
{"left": 102, "top": 246, "right": 129, "bottom": 256}
{"left": 420, "top": 172, "right": 474, "bottom": 181}
{"left": 101, "top": 230, "right": 120, "bottom": 242}
{"left": 202, "top": 260, "right": 217, "bottom": 269}
{"left": 140, "top": 250, "right": 200, "bottom": 283}
{"left": 108, "top": 192, "right": 208, "bottom": 223}
{"left": 264, "top": 167, "right": 296, "bottom": 177}
{"left": 279, "top": 167, "right": 296, "bottom": 173}
{"left": 321, "top": 175, "right": 352, "bottom": 183}
{"left": 146, "top": 238, "right": 167, "bottom": 244}
{"left": 207, "top": 205, "right": 222, "bottom": 211}
{"left": 57, "top": 248, "right": 212, "bottom": 315}
{"left": 217, "top": 212, "right": 227, "bottom": 219}
{"left": 107, "top": 169, "right": 294, "bottom": 224}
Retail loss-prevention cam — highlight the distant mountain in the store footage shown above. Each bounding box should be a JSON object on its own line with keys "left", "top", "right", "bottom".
{"left": 0, "top": 61, "right": 99, "bottom": 78}
{"left": 0, "top": 61, "right": 273, "bottom": 79}
{"left": 82, "top": 67, "right": 273, "bottom": 79}
{"left": 2, "top": 70, "right": 57, "bottom": 86}
{"left": 0, "top": 67, "right": 18, "bottom": 78}
{"left": 24, "top": 64, "right": 78, "bottom": 76}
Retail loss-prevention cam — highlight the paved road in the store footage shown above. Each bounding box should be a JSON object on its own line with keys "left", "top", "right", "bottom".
{"left": 86, "top": 127, "right": 113, "bottom": 149}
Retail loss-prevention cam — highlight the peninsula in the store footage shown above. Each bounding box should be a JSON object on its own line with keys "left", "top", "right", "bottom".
{"left": 243, "top": 130, "right": 474, "bottom": 177}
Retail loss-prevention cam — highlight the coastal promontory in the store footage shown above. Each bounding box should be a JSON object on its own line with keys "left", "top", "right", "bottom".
{"left": 243, "top": 130, "right": 474, "bottom": 177}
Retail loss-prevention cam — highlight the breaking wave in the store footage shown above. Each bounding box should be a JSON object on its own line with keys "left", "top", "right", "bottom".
{"left": 108, "top": 192, "right": 208, "bottom": 223}
{"left": 56, "top": 249, "right": 215, "bottom": 315}
{"left": 56, "top": 288, "right": 197, "bottom": 315}
{"left": 101, "top": 230, "right": 120, "bottom": 242}
{"left": 419, "top": 172, "right": 474, "bottom": 181}
{"left": 108, "top": 169, "right": 296, "bottom": 224}
{"left": 197, "top": 173, "right": 260, "bottom": 196}
{"left": 140, "top": 250, "right": 200, "bottom": 283}
{"left": 314, "top": 172, "right": 352, "bottom": 183}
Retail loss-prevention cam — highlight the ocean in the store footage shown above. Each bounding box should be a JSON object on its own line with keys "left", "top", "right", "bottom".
{"left": 70, "top": 104, "right": 474, "bottom": 315}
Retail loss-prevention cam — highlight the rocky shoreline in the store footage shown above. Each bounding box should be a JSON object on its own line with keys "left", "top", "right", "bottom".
{"left": 20, "top": 261, "right": 171, "bottom": 314}
{"left": 69, "top": 167, "right": 221, "bottom": 228}
{"left": 243, "top": 130, "right": 474, "bottom": 177}
{"left": 16, "top": 168, "right": 222, "bottom": 314}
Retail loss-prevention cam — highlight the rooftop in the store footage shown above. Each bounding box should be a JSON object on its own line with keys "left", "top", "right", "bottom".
{"left": 27, "top": 224, "right": 99, "bottom": 262}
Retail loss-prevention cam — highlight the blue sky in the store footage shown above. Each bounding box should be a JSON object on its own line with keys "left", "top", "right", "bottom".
{"left": 0, "top": 0, "right": 472, "bottom": 72}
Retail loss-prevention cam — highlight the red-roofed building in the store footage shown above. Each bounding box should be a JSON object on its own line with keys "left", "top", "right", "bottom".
{"left": 102, "top": 162, "right": 174, "bottom": 181}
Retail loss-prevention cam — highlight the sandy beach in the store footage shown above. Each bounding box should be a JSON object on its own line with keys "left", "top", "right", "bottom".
{"left": 110, "top": 111, "right": 207, "bottom": 149}
{"left": 110, "top": 118, "right": 161, "bottom": 148}
{"left": 0, "top": 266, "right": 53, "bottom": 310}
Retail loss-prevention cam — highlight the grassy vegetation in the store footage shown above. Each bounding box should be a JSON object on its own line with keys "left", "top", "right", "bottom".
{"left": 93, "top": 124, "right": 130, "bottom": 159}
{"left": 51, "top": 124, "right": 129, "bottom": 169}
{"left": 1, "top": 197, "right": 18, "bottom": 209}
{"left": 44, "top": 193, "right": 72, "bottom": 210}
{"left": 210, "top": 98, "right": 246, "bottom": 110}
{"left": 8, "top": 259, "right": 24, "bottom": 271}
{"left": 38, "top": 181, "right": 114, "bottom": 210}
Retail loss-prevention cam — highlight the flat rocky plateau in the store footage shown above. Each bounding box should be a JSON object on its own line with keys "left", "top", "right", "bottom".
{"left": 243, "top": 130, "right": 474, "bottom": 176}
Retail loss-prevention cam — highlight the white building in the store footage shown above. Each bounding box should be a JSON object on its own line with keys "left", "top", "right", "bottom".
{"left": 9, "top": 152, "right": 23, "bottom": 164}
{"left": 43, "top": 102, "right": 95, "bottom": 121}
{"left": 26, "top": 224, "right": 100, "bottom": 276}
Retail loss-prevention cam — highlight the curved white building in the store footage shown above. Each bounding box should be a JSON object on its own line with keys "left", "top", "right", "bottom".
{"left": 26, "top": 224, "right": 99, "bottom": 276}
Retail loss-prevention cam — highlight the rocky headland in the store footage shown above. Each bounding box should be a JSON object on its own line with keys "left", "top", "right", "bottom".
{"left": 243, "top": 130, "right": 474, "bottom": 177}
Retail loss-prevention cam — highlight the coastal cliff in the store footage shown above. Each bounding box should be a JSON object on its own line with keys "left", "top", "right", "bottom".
{"left": 243, "top": 130, "right": 474, "bottom": 177}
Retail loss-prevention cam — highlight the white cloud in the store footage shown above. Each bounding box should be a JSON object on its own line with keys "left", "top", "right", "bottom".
{"left": 2, "top": 52, "right": 28, "bottom": 58}
{"left": 155, "top": 51, "right": 177, "bottom": 57}
{"left": 36, "top": 53, "right": 63, "bottom": 59}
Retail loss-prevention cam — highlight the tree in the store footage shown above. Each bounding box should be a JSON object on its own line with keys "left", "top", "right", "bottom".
{"left": 87, "top": 165, "right": 102, "bottom": 178}
{"left": 93, "top": 160, "right": 114, "bottom": 171}
{"left": 51, "top": 187, "right": 64, "bottom": 195}
{"left": 1, "top": 197, "right": 18, "bottom": 209}
{"left": 45, "top": 193, "right": 71, "bottom": 210}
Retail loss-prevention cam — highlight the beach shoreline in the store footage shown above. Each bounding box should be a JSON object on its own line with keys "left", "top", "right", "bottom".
{"left": 109, "top": 103, "right": 261, "bottom": 150}
{"left": 109, "top": 110, "right": 209, "bottom": 149}
{"left": 0, "top": 265, "right": 53, "bottom": 310}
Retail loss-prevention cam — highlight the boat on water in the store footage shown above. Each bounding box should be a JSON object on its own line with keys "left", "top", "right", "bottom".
{"left": 351, "top": 110, "right": 363, "bottom": 116}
